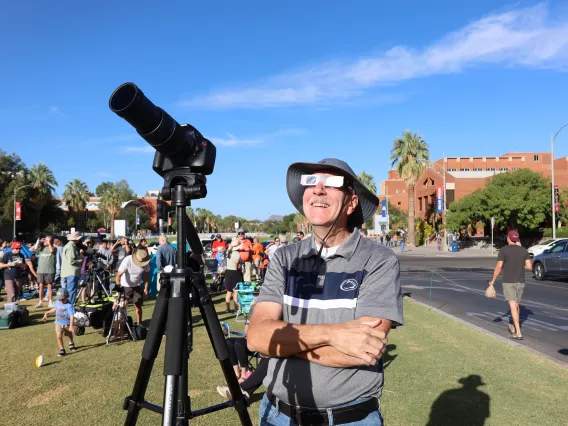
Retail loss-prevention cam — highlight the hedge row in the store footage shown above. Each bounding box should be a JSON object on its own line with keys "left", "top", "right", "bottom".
{"left": 542, "top": 227, "right": 568, "bottom": 238}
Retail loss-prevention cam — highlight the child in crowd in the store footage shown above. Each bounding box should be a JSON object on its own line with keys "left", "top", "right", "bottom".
{"left": 42, "top": 288, "right": 77, "bottom": 356}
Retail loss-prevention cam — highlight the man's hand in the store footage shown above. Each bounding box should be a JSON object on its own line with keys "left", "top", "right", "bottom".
{"left": 488, "top": 279, "right": 495, "bottom": 286}
{"left": 327, "top": 319, "right": 387, "bottom": 365}
{"left": 42, "top": 314, "right": 48, "bottom": 322}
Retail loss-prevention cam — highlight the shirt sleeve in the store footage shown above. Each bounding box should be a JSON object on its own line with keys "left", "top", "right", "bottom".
{"left": 497, "top": 248, "right": 505, "bottom": 262}
{"left": 155, "top": 247, "right": 162, "bottom": 271}
{"left": 144, "top": 264, "right": 150, "bottom": 272}
{"left": 68, "top": 304, "right": 76, "bottom": 316}
{"left": 118, "top": 257, "right": 129, "bottom": 273}
{"left": 355, "top": 252, "right": 404, "bottom": 327}
{"left": 256, "top": 248, "right": 286, "bottom": 306}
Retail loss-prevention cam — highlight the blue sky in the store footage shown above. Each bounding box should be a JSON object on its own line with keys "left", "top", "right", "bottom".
{"left": 2, "top": 0, "right": 568, "bottom": 220}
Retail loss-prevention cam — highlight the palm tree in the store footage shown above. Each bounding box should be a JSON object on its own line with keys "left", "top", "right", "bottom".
{"left": 100, "top": 185, "right": 122, "bottom": 239}
{"left": 357, "top": 171, "right": 377, "bottom": 229}
{"left": 390, "top": 130, "right": 430, "bottom": 246}
{"left": 62, "top": 179, "right": 90, "bottom": 229}
{"left": 29, "top": 163, "right": 58, "bottom": 233}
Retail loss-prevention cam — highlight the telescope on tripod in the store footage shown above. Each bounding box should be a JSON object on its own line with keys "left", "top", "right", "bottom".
{"left": 109, "top": 82, "right": 252, "bottom": 426}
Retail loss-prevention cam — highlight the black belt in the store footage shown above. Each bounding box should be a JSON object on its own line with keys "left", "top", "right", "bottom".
{"left": 266, "top": 393, "right": 379, "bottom": 425}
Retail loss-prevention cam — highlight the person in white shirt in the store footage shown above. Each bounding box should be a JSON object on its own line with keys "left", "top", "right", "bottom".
{"left": 115, "top": 249, "right": 150, "bottom": 324}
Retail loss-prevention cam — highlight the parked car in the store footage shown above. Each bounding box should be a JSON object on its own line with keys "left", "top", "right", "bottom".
{"left": 528, "top": 238, "right": 568, "bottom": 258}
{"left": 532, "top": 240, "right": 568, "bottom": 281}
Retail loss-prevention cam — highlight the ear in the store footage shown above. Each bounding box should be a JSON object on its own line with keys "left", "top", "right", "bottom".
{"left": 346, "top": 194, "right": 359, "bottom": 216}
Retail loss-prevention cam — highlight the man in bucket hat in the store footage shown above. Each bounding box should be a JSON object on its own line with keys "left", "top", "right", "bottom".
{"left": 248, "top": 158, "right": 403, "bottom": 425}
{"left": 61, "top": 232, "right": 83, "bottom": 305}
{"left": 115, "top": 248, "right": 151, "bottom": 324}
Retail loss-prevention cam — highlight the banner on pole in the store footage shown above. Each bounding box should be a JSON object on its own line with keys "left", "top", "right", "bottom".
{"left": 381, "top": 199, "right": 387, "bottom": 217}
{"left": 436, "top": 186, "right": 444, "bottom": 213}
{"left": 15, "top": 202, "right": 21, "bottom": 220}
{"left": 136, "top": 214, "right": 140, "bottom": 225}
{"left": 168, "top": 217, "right": 172, "bottom": 226}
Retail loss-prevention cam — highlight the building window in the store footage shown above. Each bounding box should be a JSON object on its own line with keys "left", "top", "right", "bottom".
{"left": 513, "top": 167, "right": 520, "bottom": 171}
{"left": 402, "top": 190, "right": 406, "bottom": 194}
{"left": 486, "top": 167, "right": 496, "bottom": 171}
{"left": 473, "top": 168, "right": 483, "bottom": 171}
{"left": 395, "top": 190, "right": 399, "bottom": 194}
{"left": 397, "top": 202, "right": 401, "bottom": 206}
{"left": 459, "top": 168, "right": 470, "bottom": 171}
{"left": 418, "top": 197, "right": 423, "bottom": 211}
{"left": 534, "top": 155, "right": 539, "bottom": 161}
{"left": 499, "top": 167, "right": 509, "bottom": 171}
{"left": 448, "top": 168, "right": 457, "bottom": 172}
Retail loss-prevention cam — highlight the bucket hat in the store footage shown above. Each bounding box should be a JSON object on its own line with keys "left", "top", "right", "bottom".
{"left": 286, "top": 158, "right": 379, "bottom": 228}
{"left": 66, "top": 231, "right": 81, "bottom": 241}
{"left": 132, "top": 248, "right": 151, "bottom": 267}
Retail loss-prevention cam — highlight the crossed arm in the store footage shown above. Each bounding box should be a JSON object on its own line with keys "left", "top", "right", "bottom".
{"left": 247, "top": 302, "right": 391, "bottom": 368}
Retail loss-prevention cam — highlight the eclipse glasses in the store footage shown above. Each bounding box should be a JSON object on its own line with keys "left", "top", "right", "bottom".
{"left": 300, "top": 174, "right": 344, "bottom": 188}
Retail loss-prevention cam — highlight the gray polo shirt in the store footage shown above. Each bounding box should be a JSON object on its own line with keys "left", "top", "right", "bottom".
{"left": 256, "top": 230, "right": 403, "bottom": 408}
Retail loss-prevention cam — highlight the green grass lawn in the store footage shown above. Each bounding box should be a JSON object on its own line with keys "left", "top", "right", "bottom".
{"left": 0, "top": 296, "right": 567, "bottom": 426}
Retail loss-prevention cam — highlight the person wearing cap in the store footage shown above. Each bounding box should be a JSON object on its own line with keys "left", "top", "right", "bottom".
{"left": 248, "top": 158, "right": 403, "bottom": 425}
{"left": 224, "top": 238, "right": 244, "bottom": 313}
{"left": 488, "top": 230, "right": 532, "bottom": 340}
{"left": 42, "top": 288, "right": 77, "bottom": 357}
{"left": 212, "top": 234, "right": 227, "bottom": 256}
{"left": 115, "top": 248, "right": 151, "bottom": 324}
{"left": 35, "top": 235, "right": 57, "bottom": 308}
{"left": 237, "top": 231, "right": 254, "bottom": 282}
{"left": 0, "top": 241, "right": 27, "bottom": 302}
{"left": 61, "top": 232, "right": 84, "bottom": 305}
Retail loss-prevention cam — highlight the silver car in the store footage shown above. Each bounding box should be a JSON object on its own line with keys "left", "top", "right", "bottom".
{"left": 532, "top": 240, "right": 568, "bottom": 281}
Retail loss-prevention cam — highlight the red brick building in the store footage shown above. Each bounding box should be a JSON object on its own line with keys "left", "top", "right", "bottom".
{"left": 379, "top": 152, "right": 568, "bottom": 220}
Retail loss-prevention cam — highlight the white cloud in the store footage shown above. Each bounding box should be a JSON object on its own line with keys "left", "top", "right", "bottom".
{"left": 180, "top": 3, "right": 568, "bottom": 109}
{"left": 120, "top": 146, "right": 154, "bottom": 153}
{"left": 211, "top": 128, "right": 305, "bottom": 147}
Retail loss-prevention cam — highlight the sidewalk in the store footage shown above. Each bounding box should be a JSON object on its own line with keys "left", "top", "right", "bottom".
{"left": 395, "top": 242, "right": 498, "bottom": 257}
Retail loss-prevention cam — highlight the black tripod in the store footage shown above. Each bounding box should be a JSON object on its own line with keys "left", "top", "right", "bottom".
{"left": 122, "top": 174, "right": 252, "bottom": 426}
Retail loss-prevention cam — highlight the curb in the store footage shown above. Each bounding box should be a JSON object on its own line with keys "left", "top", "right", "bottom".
{"left": 404, "top": 296, "right": 568, "bottom": 368}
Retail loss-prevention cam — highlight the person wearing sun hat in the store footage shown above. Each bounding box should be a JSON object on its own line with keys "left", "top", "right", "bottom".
{"left": 61, "top": 231, "right": 83, "bottom": 305}
{"left": 248, "top": 158, "right": 403, "bottom": 425}
{"left": 115, "top": 248, "right": 151, "bottom": 324}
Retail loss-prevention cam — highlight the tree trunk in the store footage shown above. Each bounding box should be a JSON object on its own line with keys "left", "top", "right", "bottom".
{"left": 110, "top": 214, "right": 116, "bottom": 239}
{"left": 35, "top": 201, "right": 45, "bottom": 234}
{"left": 407, "top": 184, "right": 416, "bottom": 246}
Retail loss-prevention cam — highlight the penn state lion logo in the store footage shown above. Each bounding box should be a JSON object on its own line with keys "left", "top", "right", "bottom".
{"left": 340, "top": 278, "right": 358, "bottom": 291}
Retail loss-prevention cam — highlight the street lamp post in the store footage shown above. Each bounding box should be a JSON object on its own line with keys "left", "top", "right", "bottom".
{"left": 551, "top": 124, "right": 568, "bottom": 239}
{"left": 426, "top": 161, "right": 447, "bottom": 252}
{"left": 13, "top": 183, "right": 33, "bottom": 239}
{"left": 135, "top": 205, "right": 148, "bottom": 234}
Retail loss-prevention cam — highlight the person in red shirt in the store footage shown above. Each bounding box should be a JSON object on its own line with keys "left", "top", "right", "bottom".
{"left": 211, "top": 234, "right": 227, "bottom": 257}
{"left": 237, "top": 232, "right": 254, "bottom": 282}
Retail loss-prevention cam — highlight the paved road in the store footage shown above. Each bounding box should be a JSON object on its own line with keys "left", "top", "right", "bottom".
{"left": 397, "top": 256, "right": 568, "bottom": 364}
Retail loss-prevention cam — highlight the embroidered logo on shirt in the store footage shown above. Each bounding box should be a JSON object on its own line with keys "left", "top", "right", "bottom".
{"left": 340, "top": 278, "right": 358, "bottom": 291}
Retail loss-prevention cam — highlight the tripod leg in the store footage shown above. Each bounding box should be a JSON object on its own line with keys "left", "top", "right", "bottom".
{"left": 191, "top": 272, "right": 252, "bottom": 426}
{"left": 124, "top": 286, "right": 170, "bottom": 426}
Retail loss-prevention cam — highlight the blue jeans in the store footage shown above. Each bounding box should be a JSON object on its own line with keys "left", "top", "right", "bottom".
{"left": 400, "top": 242, "right": 406, "bottom": 252}
{"left": 259, "top": 394, "right": 383, "bottom": 426}
{"left": 64, "top": 276, "right": 79, "bottom": 305}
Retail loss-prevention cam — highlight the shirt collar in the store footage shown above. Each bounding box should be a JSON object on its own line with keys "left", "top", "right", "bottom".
{"left": 299, "top": 228, "right": 361, "bottom": 261}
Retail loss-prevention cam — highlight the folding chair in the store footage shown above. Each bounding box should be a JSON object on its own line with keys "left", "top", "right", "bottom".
{"left": 220, "top": 321, "right": 261, "bottom": 370}
{"left": 234, "top": 281, "right": 259, "bottom": 323}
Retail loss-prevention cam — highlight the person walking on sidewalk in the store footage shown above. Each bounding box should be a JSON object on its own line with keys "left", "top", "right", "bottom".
{"left": 488, "top": 230, "right": 531, "bottom": 340}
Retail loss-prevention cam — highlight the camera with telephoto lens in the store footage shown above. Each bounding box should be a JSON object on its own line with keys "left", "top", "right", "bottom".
{"left": 109, "top": 83, "right": 216, "bottom": 184}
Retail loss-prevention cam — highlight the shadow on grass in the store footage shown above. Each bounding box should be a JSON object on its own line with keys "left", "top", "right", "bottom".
{"left": 383, "top": 344, "right": 397, "bottom": 369}
{"left": 427, "top": 375, "right": 490, "bottom": 426}
{"left": 42, "top": 360, "right": 62, "bottom": 367}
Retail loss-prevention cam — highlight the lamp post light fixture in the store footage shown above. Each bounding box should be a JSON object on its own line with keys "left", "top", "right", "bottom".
{"left": 551, "top": 124, "right": 568, "bottom": 239}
